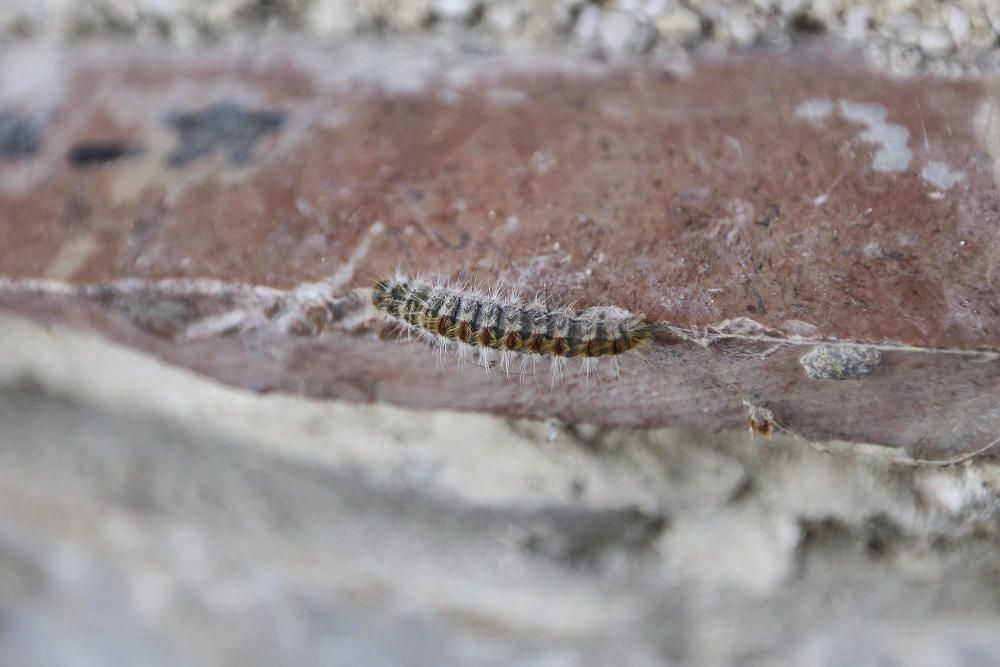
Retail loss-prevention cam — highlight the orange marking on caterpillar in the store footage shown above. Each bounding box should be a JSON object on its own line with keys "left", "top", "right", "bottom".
{"left": 370, "top": 275, "right": 649, "bottom": 374}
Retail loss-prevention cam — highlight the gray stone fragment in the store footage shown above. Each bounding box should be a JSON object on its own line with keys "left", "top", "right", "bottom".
{"left": 800, "top": 345, "right": 884, "bottom": 380}
{"left": 597, "top": 10, "right": 657, "bottom": 56}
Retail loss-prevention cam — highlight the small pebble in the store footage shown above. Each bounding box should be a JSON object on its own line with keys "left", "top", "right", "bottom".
{"left": 432, "top": 0, "right": 479, "bottom": 21}
{"left": 799, "top": 345, "right": 883, "bottom": 381}
{"left": 944, "top": 5, "right": 971, "bottom": 43}
{"left": 597, "top": 10, "right": 657, "bottom": 56}
{"left": 919, "top": 28, "right": 953, "bottom": 56}
{"left": 656, "top": 7, "right": 702, "bottom": 43}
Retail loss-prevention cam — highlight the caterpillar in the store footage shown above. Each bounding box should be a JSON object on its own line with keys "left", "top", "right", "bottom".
{"left": 371, "top": 275, "right": 650, "bottom": 375}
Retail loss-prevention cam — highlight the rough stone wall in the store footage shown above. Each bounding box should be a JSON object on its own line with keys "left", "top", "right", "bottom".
{"left": 3, "top": 312, "right": 1000, "bottom": 666}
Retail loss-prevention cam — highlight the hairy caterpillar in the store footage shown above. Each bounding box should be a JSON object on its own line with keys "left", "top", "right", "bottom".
{"left": 371, "top": 275, "right": 650, "bottom": 376}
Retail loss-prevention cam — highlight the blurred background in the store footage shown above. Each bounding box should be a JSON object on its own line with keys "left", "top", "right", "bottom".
{"left": 0, "top": 0, "right": 997, "bottom": 74}
{"left": 2, "top": 2, "right": 1000, "bottom": 666}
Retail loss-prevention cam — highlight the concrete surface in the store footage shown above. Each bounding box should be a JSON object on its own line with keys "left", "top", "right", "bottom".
{"left": 2, "top": 311, "right": 1000, "bottom": 666}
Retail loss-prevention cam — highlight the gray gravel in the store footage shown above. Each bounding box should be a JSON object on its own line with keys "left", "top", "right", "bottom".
{"left": 0, "top": 1, "right": 997, "bottom": 74}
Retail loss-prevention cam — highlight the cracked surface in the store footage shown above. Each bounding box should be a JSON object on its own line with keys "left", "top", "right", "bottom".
{"left": 0, "top": 43, "right": 996, "bottom": 348}
{"left": 0, "top": 42, "right": 998, "bottom": 455}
